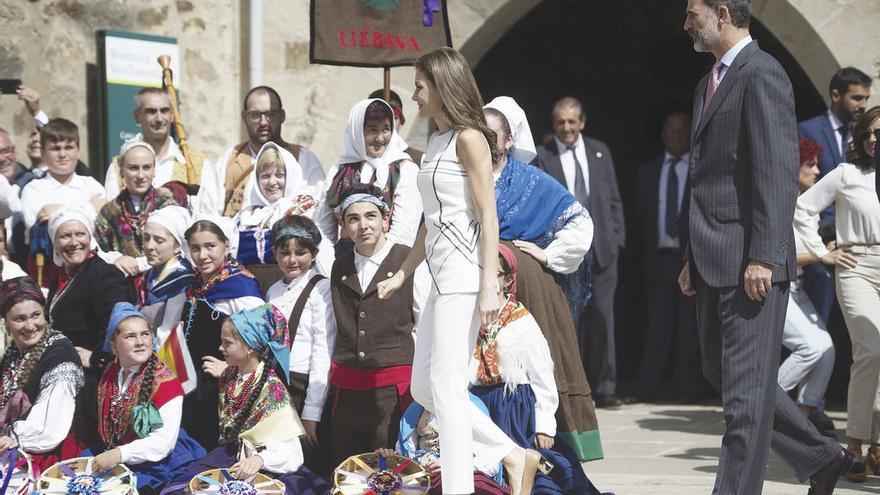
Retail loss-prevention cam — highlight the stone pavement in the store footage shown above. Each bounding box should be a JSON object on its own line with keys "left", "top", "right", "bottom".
{"left": 582, "top": 403, "right": 877, "bottom": 494}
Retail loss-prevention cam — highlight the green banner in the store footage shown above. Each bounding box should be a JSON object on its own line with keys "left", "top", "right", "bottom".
{"left": 96, "top": 30, "right": 179, "bottom": 177}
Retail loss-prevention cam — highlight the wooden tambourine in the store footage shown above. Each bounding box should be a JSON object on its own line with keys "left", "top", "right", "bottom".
{"left": 187, "top": 468, "right": 285, "bottom": 495}
{"left": 36, "top": 457, "right": 136, "bottom": 495}
{"left": 0, "top": 449, "right": 34, "bottom": 495}
{"left": 332, "top": 453, "right": 430, "bottom": 495}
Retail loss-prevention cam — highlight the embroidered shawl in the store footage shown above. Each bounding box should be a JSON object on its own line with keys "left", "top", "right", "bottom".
{"left": 95, "top": 187, "right": 179, "bottom": 257}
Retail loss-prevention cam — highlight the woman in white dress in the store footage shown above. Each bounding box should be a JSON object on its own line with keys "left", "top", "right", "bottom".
{"left": 377, "top": 47, "right": 539, "bottom": 495}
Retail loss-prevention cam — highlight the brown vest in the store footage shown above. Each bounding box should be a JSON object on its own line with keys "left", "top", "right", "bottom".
{"left": 331, "top": 243, "right": 415, "bottom": 369}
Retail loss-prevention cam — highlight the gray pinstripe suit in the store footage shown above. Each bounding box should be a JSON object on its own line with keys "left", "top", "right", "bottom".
{"left": 686, "top": 40, "right": 839, "bottom": 494}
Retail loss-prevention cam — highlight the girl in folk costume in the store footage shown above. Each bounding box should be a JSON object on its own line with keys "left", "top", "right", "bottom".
{"left": 471, "top": 246, "right": 602, "bottom": 495}
{"left": 0, "top": 277, "right": 86, "bottom": 472}
{"left": 235, "top": 142, "right": 333, "bottom": 275}
{"left": 167, "top": 304, "right": 330, "bottom": 494}
{"left": 483, "top": 98, "right": 601, "bottom": 461}
{"left": 95, "top": 141, "right": 180, "bottom": 280}
{"left": 87, "top": 302, "right": 205, "bottom": 493}
{"left": 265, "top": 215, "right": 335, "bottom": 457}
{"left": 179, "top": 215, "right": 263, "bottom": 451}
{"left": 314, "top": 98, "right": 422, "bottom": 248}
{"left": 140, "top": 206, "right": 195, "bottom": 344}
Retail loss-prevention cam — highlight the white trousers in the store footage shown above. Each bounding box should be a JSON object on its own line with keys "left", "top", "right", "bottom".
{"left": 778, "top": 279, "right": 835, "bottom": 408}
{"left": 836, "top": 248, "right": 880, "bottom": 442}
{"left": 411, "top": 291, "right": 516, "bottom": 494}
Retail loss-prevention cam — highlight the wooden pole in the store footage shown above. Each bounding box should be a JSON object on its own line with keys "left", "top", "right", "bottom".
{"left": 383, "top": 66, "right": 391, "bottom": 102}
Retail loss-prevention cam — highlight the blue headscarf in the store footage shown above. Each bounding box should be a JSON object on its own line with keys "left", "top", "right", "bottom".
{"left": 104, "top": 302, "right": 146, "bottom": 353}
{"left": 229, "top": 304, "right": 291, "bottom": 384}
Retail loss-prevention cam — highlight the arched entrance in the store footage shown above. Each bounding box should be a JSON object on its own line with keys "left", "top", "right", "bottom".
{"left": 466, "top": 0, "right": 835, "bottom": 387}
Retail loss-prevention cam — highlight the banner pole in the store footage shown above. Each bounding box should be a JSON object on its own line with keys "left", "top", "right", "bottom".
{"left": 383, "top": 66, "right": 391, "bottom": 101}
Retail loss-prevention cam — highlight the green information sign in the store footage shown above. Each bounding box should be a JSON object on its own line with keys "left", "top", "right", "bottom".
{"left": 96, "top": 30, "right": 179, "bottom": 177}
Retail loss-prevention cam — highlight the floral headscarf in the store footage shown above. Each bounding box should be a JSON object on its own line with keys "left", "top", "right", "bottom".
{"left": 229, "top": 304, "right": 291, "bottom": 384}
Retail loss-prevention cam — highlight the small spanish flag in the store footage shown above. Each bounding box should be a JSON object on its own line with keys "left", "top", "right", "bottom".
{"left": 157, "top": 322, "right": 197, "bottom": 394}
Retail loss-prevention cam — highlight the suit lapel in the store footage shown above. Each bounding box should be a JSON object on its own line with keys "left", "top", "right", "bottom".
{"left": 583, "top": 139, "right": 600, "bottom": 211}
{"left": 820, "top": 116, "right": 842, "bottom": 165}
{"left": 544, "top": 144, "right": 567, "bottom": 186}
{"left": 339, "top": 254, "right": 362, "bottom": 296}
{"left": 694, "top": 41, "right": 759, "bottom": 138}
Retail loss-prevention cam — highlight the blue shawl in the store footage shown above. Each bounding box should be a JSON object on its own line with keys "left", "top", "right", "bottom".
{"left": 145, "top": 257, "right": 195, "bottom": 306}
{"left": 494, "top": 158, "right": 592, "bottom": 317}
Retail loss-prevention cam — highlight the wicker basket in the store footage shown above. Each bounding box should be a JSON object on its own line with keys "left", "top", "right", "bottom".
{"left": 187, "top": 468, "right": 285, "bottom": 495}
{"left": 332, "top": 452, "right": 430, "bottom": 495}
{"left": 0, "top": 449, "right": 34, "bottom": 495}
{"left": 36, "top": 457, "right": 136, "bottom": 495}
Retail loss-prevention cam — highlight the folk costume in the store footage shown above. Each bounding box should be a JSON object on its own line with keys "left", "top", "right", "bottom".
{"left": 87, "top": 303, "right": 205, "bottom": 491}
{"left": 314, "top": 99, "right": 422, "bottom": 248}
{"left": 234, "top": 142, "right": 334, "bottom": 277}
{"left": 327, "top": 196, "right": 429, "bottom": 465}
{"left": 0, "top": 277, "right": 86, "bottom": 472}
{"left": 471, "top": 247, "right": 600, "bottom": 495}
{"left": 196, "top": 140, "right": 324, "bottom": 218}
{"left": 139, "top": 206, "right": 195, "bottom": 345}
{"left": 103, "top": 134, "right": 206, "bottom": 201}
{"left": 487, "top": 97, "right": 602, "bottom": 461}
{"left": 46, "top": 207, "right": 135, "bottom": 435}
{"left": 166, "top": 304, "right": 329, "bottom": 495}
{"left": 179, "top": 215, "right": 263, "bottom": 450}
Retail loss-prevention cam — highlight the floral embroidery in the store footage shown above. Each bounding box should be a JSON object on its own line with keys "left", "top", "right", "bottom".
{"left": 474, "top": 298, "right": 529, "bottom": 386}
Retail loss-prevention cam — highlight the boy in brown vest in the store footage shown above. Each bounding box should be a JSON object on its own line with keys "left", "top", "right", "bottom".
{"left": 328, "top": 183, "right": 429, "bottom": 466}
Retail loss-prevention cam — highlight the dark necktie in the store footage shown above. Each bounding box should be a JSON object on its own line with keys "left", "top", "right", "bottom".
{"left": 568, "top": 145, "right": 588, "bottom": 206}
{"left": 665, "top": 157, "right": 681, "bottom": 238}
{"left": 838, "top": 125, "right": 850, "bottom": 157}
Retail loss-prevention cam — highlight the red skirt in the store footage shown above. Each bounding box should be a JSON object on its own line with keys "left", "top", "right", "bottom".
{"left": 28, "top": 433, "right": 88, "bottom": 477}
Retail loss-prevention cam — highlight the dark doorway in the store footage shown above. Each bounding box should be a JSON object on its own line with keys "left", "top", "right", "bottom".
{"left": 474, "top": 0, "right": 828, "bottom": 391}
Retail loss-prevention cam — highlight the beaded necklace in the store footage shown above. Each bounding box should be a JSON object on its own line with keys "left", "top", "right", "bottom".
{"left": 219, "top": 365, "right": 261, "bottom": 440}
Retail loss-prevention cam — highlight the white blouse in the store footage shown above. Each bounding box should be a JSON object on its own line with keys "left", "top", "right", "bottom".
{"left": 471, "top": 309, "right": 559, "bottom": 437}
{"left": 793, "top": 162, "right": 880, "bottom": 258}
{"left": 12, "top": 362, "right": 81, "bottom": 453}
{"left": 266, "top": 266, "right": 336, "bottom": 422}
{"left": 113, "top": 364, "right": 183, "bottom": 465}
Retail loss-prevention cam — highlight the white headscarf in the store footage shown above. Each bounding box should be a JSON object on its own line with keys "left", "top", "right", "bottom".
{"left": 183, "top": 213, "right": 239, "bottom": 263}
{"left": 118, "top": 139, "right": 157, "bottom": 166}
{"left": 484, "top": 96, "right": 537, "bottom": 164}
{"left": 47, "top": 205, "right": 98, "bottom": 267}
{"left": 146, "top": 205, "right": 191, "bottom": 250}
{"left": 335, "top": 98, "right": 412, "bottom": 188}
{"left": 243, "top": 142, "right": 305, "bottom": 209}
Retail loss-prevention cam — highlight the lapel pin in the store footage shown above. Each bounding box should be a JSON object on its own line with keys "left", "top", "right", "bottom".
{"left": 341, "top": 275, "right": 347, "bottom": 281}
{"left": 596, "top": 151, "right": 603, "bottom": 159}
{"left": 387, "top": 272, "right": 394, "bottom": 277}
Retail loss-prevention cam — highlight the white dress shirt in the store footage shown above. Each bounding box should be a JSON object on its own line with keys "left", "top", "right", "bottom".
{"left": 114, "top": 363, "right": 183, "bottom": 465}
{"left": 353, "top": 241, "right": 431, "bottom": 326}
{"left": 554, "top": 135, "right": 590, "bottom": 201}
{"left": 196, "top": 144, "right": 324, "bottom": 216}
{"left": 793, "top": 162, "right": 880, "bottom": 258}
{"left": 266, "top": 266, "right": 336, "bottom": 422}
{"left": 657, "top": 151, "right": 690, "bottom": 249}
{"left": 20, "top": 173, "right": 104, "bottom": 228}
{"left": 716, "top": 35, "right": 753, "bottom": 83}
{"left": 314, "top": 160, "right": 423, "bottom": 247}
{"left": 827, "top": 110, "right": 851, "bottom": 158}
{"left": 103, "top": 135, "right": 184, "bottom": 200}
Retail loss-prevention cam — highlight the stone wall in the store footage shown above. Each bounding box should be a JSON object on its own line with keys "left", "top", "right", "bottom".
{"left": 0, "top": 0, "right": 241, "bottom": 170}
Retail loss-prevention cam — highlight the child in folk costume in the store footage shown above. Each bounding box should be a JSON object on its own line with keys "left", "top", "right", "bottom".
{"left": 471, "top": 246, "right": 601, "bottom": 495}
{"left": 167, "top": 304, "right": 330, "bottom": 494}
{"left": 314, "top": 99, "right": 422, "bottom": 248}
{"left": 0, "top": 277, "right": 86, "bottom": 472}
{"left": 234, "top": 142, "right": 333, "bottom": 275}
{"left": 265, "top": 215, "right": 335, "bottom": 464}
{"left": 87, "top": 302, "right": 205, "bottom": 493}
{"left": 140, "top": 206, "right": 194, "bottom": 344}
{"left": 179, "top": 215, "right": 263, "bottom": 450}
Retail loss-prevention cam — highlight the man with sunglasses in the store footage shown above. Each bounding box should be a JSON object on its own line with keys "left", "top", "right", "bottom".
{"left": 196, "top": 85, "right": 325, "bottom": 217}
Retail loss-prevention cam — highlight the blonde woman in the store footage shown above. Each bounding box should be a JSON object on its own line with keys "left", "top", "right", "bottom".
{"left": 377, "top": 47, "right": 539, "bottom": 495}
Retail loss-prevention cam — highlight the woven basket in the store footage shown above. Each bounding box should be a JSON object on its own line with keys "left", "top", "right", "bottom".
{"left": 187, "top": 468, "right": 285, "bottom": 495}
{"left": 332, "top": 452, "right": 430, "bottom": 495}
{"left": 36, "top": 457, "right": 135, "bottom": 495}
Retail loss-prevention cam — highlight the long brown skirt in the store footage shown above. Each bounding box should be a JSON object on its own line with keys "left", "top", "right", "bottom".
{"left": 501, "top": 241, "right": 603, "bottom": 461}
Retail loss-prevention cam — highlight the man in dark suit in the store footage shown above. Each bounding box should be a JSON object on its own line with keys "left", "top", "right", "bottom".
{"left": 631, "top": 112, "right": 706, "bottom": 402}
{"left": 797, "top": 67, "right": 871, "bottom": 324}
{"left": 679, "top": 1, "right": 849, "bottom": 493}
{"left": 535, "top": 96, "right": 625, "bottom": 409}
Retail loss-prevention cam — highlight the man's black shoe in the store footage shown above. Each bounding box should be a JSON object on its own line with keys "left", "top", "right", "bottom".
{"left": 808, "top": 450, "right": 855, "bottom": 495}
{"left": 594, "top": 394, "right": 623, "bottom": 410}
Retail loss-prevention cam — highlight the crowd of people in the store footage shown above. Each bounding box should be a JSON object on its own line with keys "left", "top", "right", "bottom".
{"left": 0, "top": 0, "right": 877, "bottom": 493}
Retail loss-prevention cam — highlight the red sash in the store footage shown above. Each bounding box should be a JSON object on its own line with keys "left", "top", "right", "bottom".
{"left": 329, "top": 362, "right": 413, "bottom": 414}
